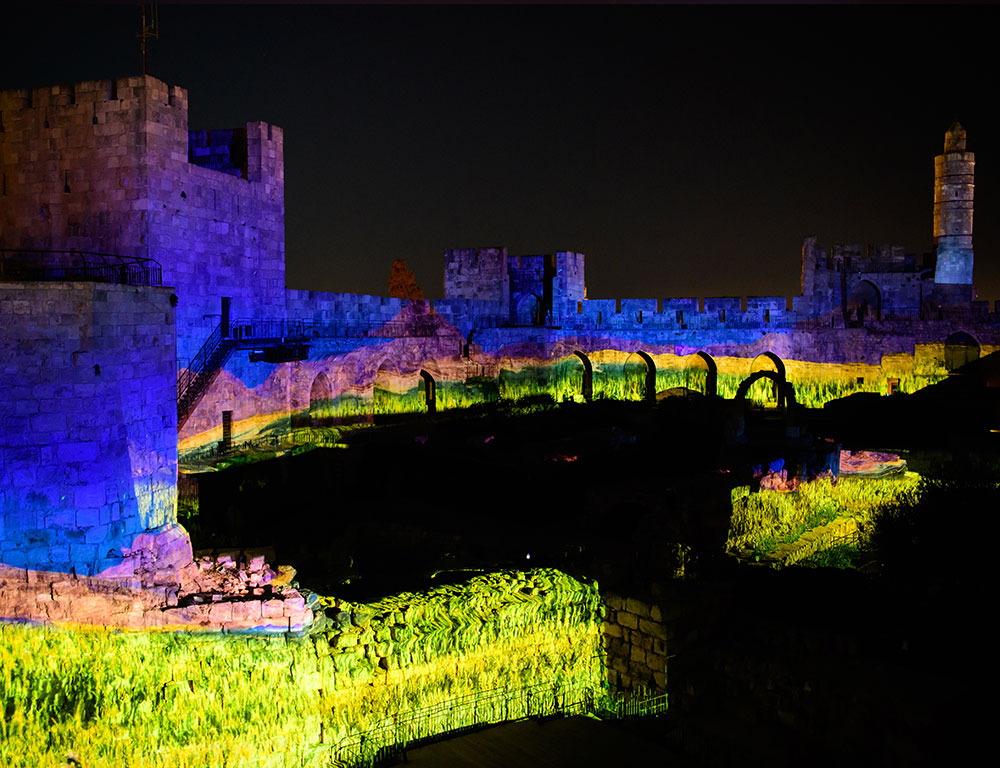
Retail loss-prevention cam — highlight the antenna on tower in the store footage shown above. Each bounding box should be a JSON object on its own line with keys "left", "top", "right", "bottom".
{"left": 137, "top": 5, "right": 159, "bottom": 76}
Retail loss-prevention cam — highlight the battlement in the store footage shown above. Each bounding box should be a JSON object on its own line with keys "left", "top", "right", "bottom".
{"left": 564, "top": 294, "right": 796, "bottom": 332}
{"left": 0, "top": 75, "right": 286, "bottom": 364}
{"left": 0, "top": 75, "right": 187, "bottom": 115}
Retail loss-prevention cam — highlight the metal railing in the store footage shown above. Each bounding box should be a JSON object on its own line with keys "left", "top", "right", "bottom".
{"left": 230, "top": 318, "right": 311, "bottom": 343}
{"left": 294, "top": 318, "right": 442, "bottom": 339}
{"left": 563, "top": 313, "right": 798, "bottom": 332}
{"left": 211, "top": 432, "right": 285, "bottom": 458}
{"left": 177, "top": 318, "right": 313, "bottom": 424}
{"left": 177, "top": 323, "right": 233, "bottom": 426}
{"left": 330, "top": 681, "right": 667, "bottom": 767}
{"left": 0, "top": 248, "right": 162, "bottom": 286}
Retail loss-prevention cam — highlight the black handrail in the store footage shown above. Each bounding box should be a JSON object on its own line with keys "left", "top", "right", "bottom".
{"left": 177, "top": 323, "right": 233, "bottom": 427}
{"left": 0, "top": 248, "right": 162, "bottom": 286}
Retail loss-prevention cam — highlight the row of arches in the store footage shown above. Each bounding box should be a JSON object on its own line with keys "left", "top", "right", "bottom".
{"left": 544, "top": 349, "right": 786, "bottom": 405}
{"left": 304, "top": 349, "right": 788, "bottom": 425}
{"left": 305, "top": 364, "right": 439, "bottom": 426}
{"left": 301, "top": 333, "right": 982, "bottom": 425}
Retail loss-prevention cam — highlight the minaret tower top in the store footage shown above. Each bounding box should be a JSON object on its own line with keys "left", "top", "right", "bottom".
{"left": 943, "top": 121, "right": 967, "bottom": 153}
{"left": 933, "top": 122, "right": 975, "bottom": 286}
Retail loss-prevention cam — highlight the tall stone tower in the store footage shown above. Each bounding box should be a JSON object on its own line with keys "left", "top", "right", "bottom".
{"left": 933, "top": 121, "right": 975, "bottom": 285}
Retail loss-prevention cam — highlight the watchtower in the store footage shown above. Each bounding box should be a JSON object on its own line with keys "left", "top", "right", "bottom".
{"left": 933, "top": 122, "right": 975, "bottom": 286}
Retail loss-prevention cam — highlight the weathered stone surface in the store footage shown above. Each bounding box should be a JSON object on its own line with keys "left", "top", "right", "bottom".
{"left": 0, "top": 545, "right": 312, "bottom": 633}
{"left": 625, "top": 598, "right": 650, "bottom": 618}
{"left": 604, "top": 591, "right": 671, "bottom": 694}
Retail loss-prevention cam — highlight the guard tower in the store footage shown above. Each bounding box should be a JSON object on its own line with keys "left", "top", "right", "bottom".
{"left": 933, "top": 122, "right": 975, "bottom": 286}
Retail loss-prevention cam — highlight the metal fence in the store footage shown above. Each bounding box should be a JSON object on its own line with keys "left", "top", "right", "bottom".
{"left": 0, "top": 248, "right": 162, "bottom": 286}
{"left": 330, "top": 681, "right": 667, "bottom": 767}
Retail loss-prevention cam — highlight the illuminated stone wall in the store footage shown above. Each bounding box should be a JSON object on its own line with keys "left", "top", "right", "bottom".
{"left": 0, "top": 281, "right": 178, "bottom": 575}
{"left": 603, "top": 593, "right": 669, "bottom": 693}
{"left": 316, "top": 568, "right": 604, "bottom": 730}
{"left": 0, "top": 568, "right": 604, "bottom": 765}
{"left": 0, "top": 75, "right": 286, "bottom": 366}
{"left": 178, "top": 309, "right": 1000, "bottom": 457}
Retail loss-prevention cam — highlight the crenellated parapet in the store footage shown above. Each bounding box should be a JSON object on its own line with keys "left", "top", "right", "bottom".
{"left": 0, "top": 75, "right": 286, "bottom": 365}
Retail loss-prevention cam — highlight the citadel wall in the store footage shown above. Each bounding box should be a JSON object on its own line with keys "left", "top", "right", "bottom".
{"left": 0, "top": 75, "right": 286, "bottom": 365}
{"left": 4, "top": 73, "right": 1000, "bottom": 569}
{"left": 0, "top": 281, "right": 179, "bottom": 575}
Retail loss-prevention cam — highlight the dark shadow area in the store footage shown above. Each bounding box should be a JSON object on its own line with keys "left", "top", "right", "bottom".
{"left": 187, "top": 385, "right": 997, "bottom": 767}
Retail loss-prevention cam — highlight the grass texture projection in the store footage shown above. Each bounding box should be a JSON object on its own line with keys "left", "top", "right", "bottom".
{"left": 1, "top": 568, "right": 604, "bottom": 768}
{"left": 727, "top": 472, "right": 923, "bottom": 560}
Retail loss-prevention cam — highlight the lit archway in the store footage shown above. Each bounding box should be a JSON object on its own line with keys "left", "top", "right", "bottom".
{"left": 945, "top": 331, "right": 980, "bottom": 372}
{"left": 574, "top": 351, "right": 594, "bottom": 402}
{"left": 419, "top": 369, "right": 436, "bottom": 413}
{"left": 623, "top": 351, "right": 656, "bottom": 402}
{"left": 684, "top": 351, "right": 717, "bottom": 398}
{"left": 515, "top": 294, "right": 541, "bottom": 326}
{"left": 749, "top": 352, "right": 786, "bottom": 408}
{"left": 846, "top": 280, "right": 881, "bottom": 326}
{"left": 309, "top": 371, "right": 333, "bottom": 426}
{"left": 735, "top": 370, "right": 796, "bottom": 410}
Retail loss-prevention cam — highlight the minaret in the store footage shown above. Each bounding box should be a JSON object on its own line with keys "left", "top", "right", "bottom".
{"left": 933, "top": 122, "right": 975, "bottom": 285}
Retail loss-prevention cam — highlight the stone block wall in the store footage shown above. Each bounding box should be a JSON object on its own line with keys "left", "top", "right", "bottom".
{"left": 433, "top": 297, "right": 505, "bottom": 336}
{"left": 144, "top": 115, "right": 286, "bottom": 365}
{"left": 317, "top": 569, "right": 603, "bottom": 694}
{"left": 509, "top": 255, "right": 552, "bottom": 326}
{"left": 0, "top": 75, "right": 286, "bottom": 367}
{"left": 602, "top": 593, "right": 669, "bottom": 693}
{"left": 552, "top": 250, "right": 586, "bottom": 323}
{"left": 285, "top": 289, "right": 405, "bottom": 329}
{"left": 565, "top": 295, "right": 798, "bottom": 332}
{"left": 443, "top": 247, "right": 509, "bottom": 319}
{"left": 0, "top": 281, "right": 178, "bottom": 575}
{"left": 934, "top": 125, "right": 974, "bottom": 286}
{"left": 0, "top": 77, "right": 182, "bottom": 259}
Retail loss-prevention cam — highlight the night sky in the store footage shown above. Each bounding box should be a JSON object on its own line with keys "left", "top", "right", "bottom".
{"left": 7, "top": 4, "right": 999, "bottom": 303}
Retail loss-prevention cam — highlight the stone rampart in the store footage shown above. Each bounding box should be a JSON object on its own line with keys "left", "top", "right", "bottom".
{"left": 0, "top": 76, "right": 286, "bottom": 365}
{"left": 603, "top": 592, "right": 670, "bottom": 693}
{"left": 1, "top": 568, "right": 602, "bottom": 766}
{"left": 0, "top": 281, "right": 178, "bottom": 575}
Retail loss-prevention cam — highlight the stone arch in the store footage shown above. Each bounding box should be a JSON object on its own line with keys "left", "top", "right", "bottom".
{"left": 846, "top": 279, "right": 881, "bottom": 326}
{"left": 944, "top": 331, "right": 980, "bottom": 372}
{"left": 684, "top": 351, "right": 718, "bottom": 398}
{"left": 623, "top": 350, "right": 656, "bottom": 402}
{"left": 418, "top": 369, "right": 436, "bottom": 413}
{"left": 735, "top": 370, "right": 796, "bottom": 410}
{"left": 372, "top": 359, "right": 416, "bottom": 416}
{"left": 573, "top": 350, "right": 593, "bottom": 402}
{"left": 515, "top": 294, "right": 541, "bottom": 326}
{"left": 308, "top": 371, "right": 333, "bottom": 426}
{"left": 749, "top": 352, "right": 786, "bottom": 407}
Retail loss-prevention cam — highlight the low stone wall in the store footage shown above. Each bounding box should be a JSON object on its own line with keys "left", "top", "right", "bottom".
{"left": 603, "top": 593, "right": 669, "bottom": 693}
{"left": 2, "top": 568, "right": 604, "bottom": 767}
{"left": 0, "top": 535, "right": 312, "bottom": 634}
{"left": 315, "top": 569, "right": 603, "bottom": 701}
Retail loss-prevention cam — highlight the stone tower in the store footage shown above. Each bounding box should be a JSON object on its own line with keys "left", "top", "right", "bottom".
{"left": 933, "top": 121, "right": 975, "bottom": 285}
